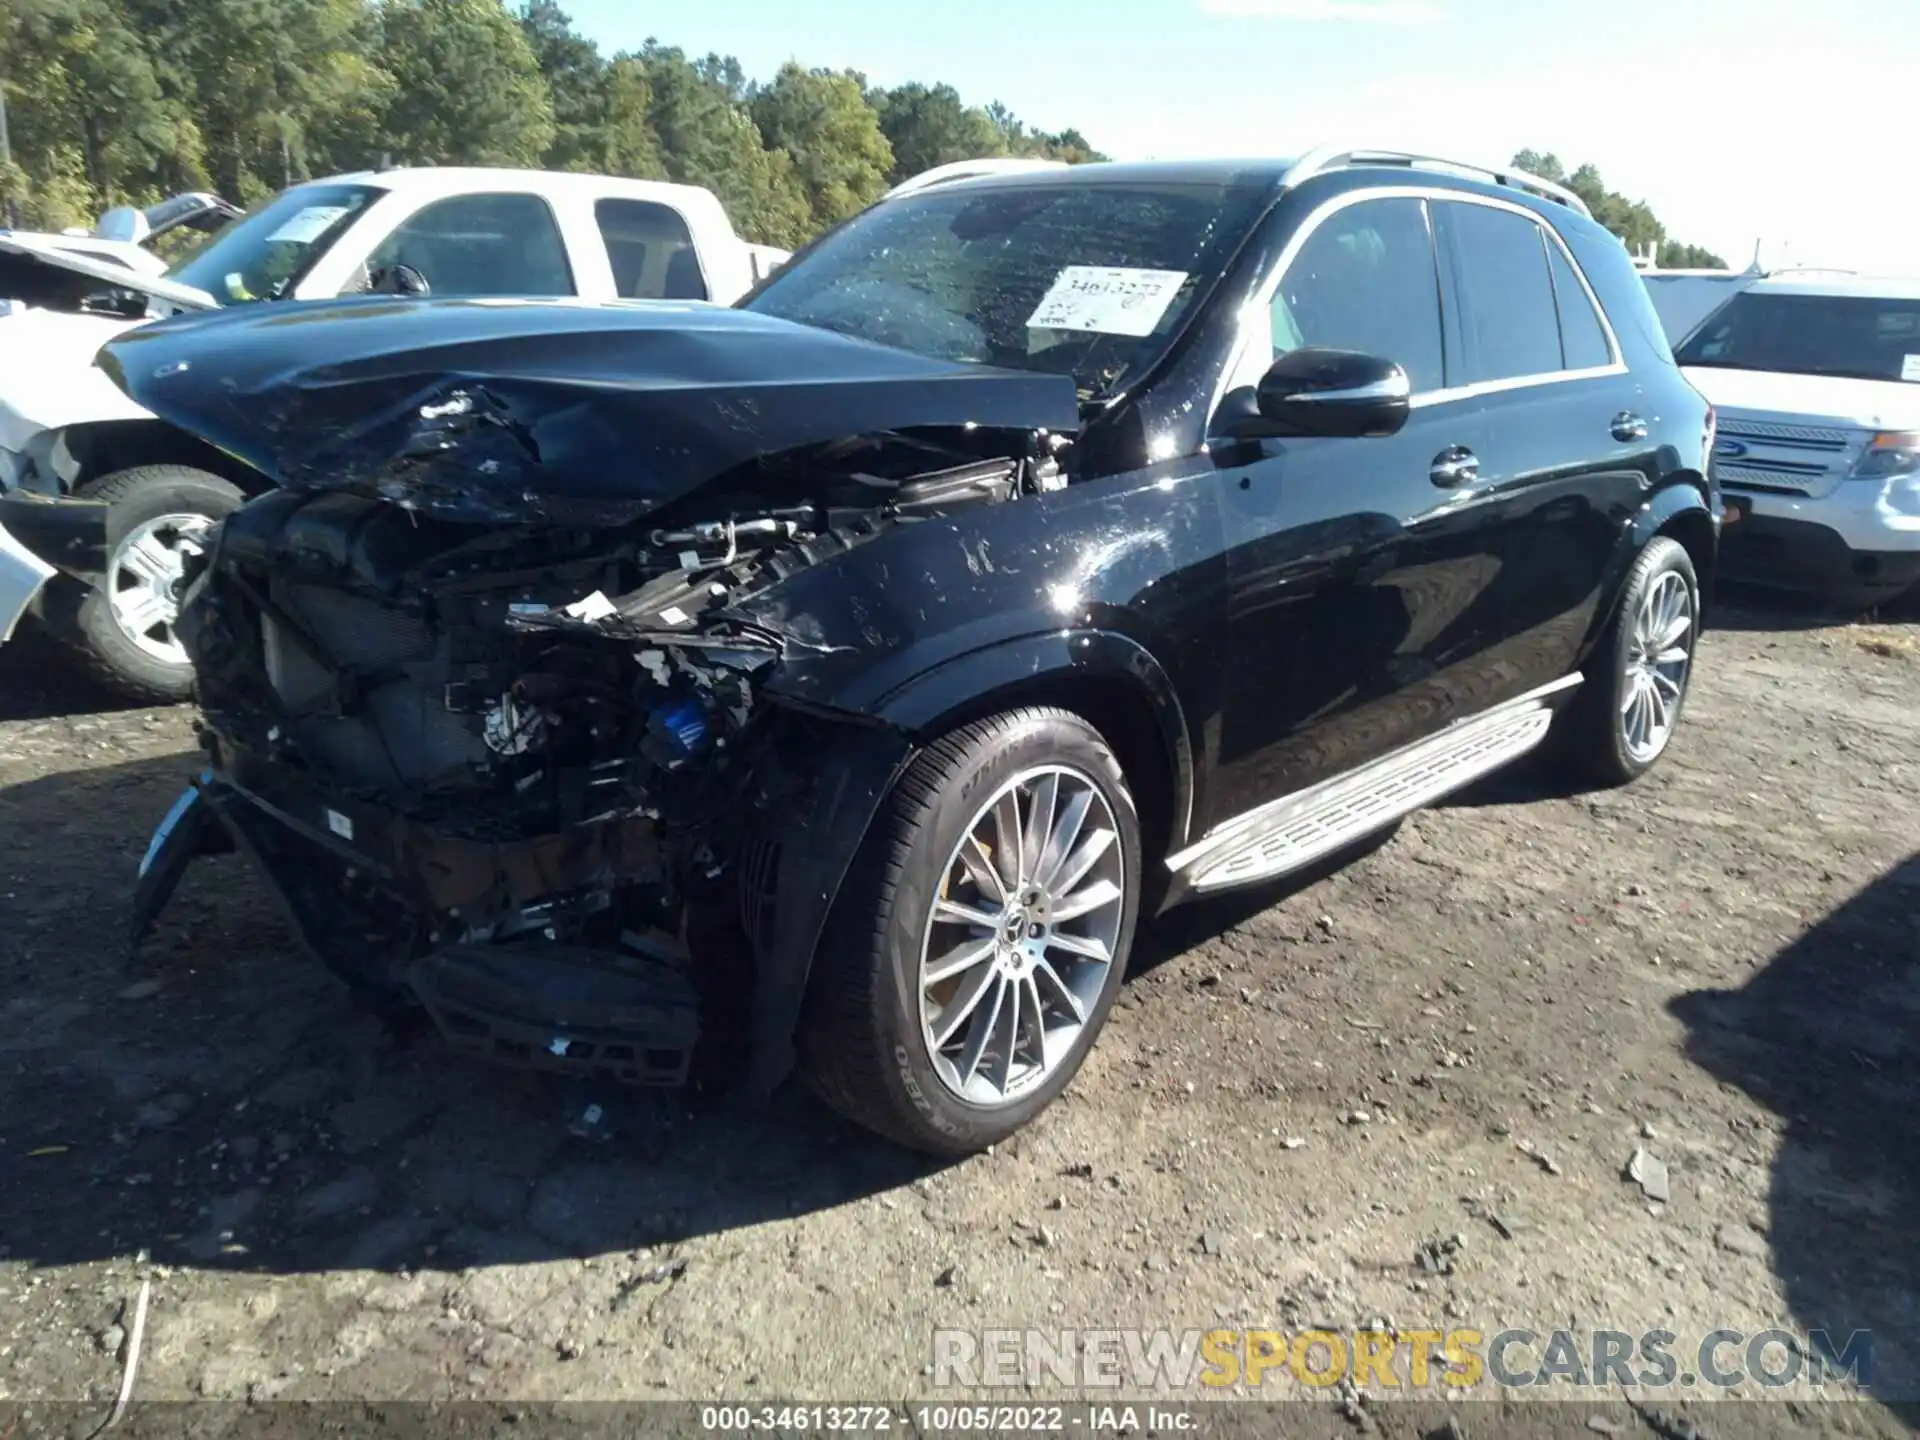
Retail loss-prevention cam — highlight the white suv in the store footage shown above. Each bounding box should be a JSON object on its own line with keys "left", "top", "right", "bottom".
{"left": 1677, "top": 274, "right": 1920, "bottom": 606}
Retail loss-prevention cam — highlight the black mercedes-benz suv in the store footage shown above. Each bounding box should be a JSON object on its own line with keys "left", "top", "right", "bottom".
{"left": 120, "top": 146, "right": 1718, "bottom": 1154}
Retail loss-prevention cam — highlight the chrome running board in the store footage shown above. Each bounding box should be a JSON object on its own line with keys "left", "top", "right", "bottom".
{"left": 1167, "top": 674, "right": 1581, "bottom": 894}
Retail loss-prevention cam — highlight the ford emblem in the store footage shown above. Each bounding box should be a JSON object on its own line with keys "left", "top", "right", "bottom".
{"left": 1714, "top": 438, "right": 1748, "bottom": 459}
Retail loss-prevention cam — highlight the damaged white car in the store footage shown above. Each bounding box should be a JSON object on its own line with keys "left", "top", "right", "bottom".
{"left": 0, "top": 168, "right": 786, "bottom": 701}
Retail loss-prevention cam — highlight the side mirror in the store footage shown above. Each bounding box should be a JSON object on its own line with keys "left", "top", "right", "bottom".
{"left": 367, "top": 263, "right": 431, "bottom": 297}
{"left": 1222, "top": 347, "right": 1412, "bottom": 440}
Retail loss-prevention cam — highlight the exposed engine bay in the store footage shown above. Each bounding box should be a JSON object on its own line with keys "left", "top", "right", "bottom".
{"left": 134, "top": 418, "right": 1070, "bottom": 1093}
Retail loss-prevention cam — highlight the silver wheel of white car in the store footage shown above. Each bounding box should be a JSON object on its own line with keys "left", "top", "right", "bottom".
{"left": 107, "top": 512, "right": 212, "bottom": 666}
{"left": 42, "top": 465, "right": 243, "bottom": 704}
{"left": 918, "top": 764, "right": 1126, "bottom": 1107}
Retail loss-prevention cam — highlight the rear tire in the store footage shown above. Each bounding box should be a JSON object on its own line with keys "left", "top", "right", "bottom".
{"left": 41, "top": 466, "right": 243, "bottom": 704}
{"left": 799, "top": 707, "right": 1140, "bottom": 1155}
{"left": 1556, "top": 536, "right": 1699, "bottom": 786}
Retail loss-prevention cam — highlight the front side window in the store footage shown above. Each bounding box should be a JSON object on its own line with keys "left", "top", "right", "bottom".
{"left": 596, "top": 198, "right": 706, "bottom": 300}
{"left": 743, "top": 180, "right": 1271, "bottom": 399}
{"left": 1676, "top": 292, "right": 1920, "bottom": 383}
{"left": 1268, "top": 196, "right": 1445, "bottom": 393}
{"left": 365, "top": 193, "right": 574, "bottom": 299}
{"left": 165, "top": 182, "right": 381, "bottom": 304}
{"left": 1439, "top": 201, "right": 1563, "bottom": 383}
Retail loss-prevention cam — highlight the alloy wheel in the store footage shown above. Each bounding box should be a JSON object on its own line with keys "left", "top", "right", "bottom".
{"left": 1620, "top": 569, "right": 1695, "bottom": 764}
{"left": 107, "top": 513, "right": 212, "bottom": 666}
{"left": 917, "top": 765, "right": 1125, "bottom": 1107}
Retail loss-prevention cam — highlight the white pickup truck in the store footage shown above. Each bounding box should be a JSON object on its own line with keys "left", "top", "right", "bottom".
{"left": 0, "top": 166, "right": 789, "bottom": 700}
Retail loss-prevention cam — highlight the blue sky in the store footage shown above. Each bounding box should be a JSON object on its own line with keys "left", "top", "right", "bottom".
{"left": 564, "top": 0, "right": 1916, "bottom": 275}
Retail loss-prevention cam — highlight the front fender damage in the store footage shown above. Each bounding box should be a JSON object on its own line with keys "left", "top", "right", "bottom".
{"left": 124, "top": 391, "right": 1077, "bottom": 1100}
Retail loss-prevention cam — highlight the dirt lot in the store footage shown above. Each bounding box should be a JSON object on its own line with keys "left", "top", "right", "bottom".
{"left": 2, "top": 592, "right": 1917, "bottom": 1436}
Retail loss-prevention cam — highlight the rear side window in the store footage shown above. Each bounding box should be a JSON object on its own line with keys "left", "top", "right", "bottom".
{"left": 367, "top": 193, "right": 574, "bottom": 298}
{"left": 1269, "top": 196, "right": 1446, "bottom": 393}
{"left": 1438, "top": 201, "right": 1562, "bottom": 383}
{"left": 1546, "top": 239, "right": 1613, "bottom": 370}
{"left": 595, "top": 199, "right": 707, "bottom": 300}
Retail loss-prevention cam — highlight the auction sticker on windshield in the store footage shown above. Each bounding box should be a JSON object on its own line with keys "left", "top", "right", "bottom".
{"left": 1902, "top": 353, "right": 1920, "bottom": 382}
{"left": 1027, "top": 266, "right": 1189, "bottom": 338}
{"left": 267, "top": 206, "right": 352, "bottom": 245}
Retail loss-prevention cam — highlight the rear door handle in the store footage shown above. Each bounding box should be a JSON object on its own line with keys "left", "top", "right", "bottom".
{"left": 1430, "top": 445, "right": 1480, "bottom": 488}
{"left": 1612, "top": 410, "right": 1649, "bottom": 442}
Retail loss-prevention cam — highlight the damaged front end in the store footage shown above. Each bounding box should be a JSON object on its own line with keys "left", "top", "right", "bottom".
{"left": 119, "top": 299, "right": 1080, "bottom": 1097}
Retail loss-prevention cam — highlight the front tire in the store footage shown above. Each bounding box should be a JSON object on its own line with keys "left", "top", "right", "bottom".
{"left": 1557, "top": 535, "right": 1700, "bottom": 786}
{"left": 41, "top": 465, "right": 243, "bottom": 704}
{"left": 800, "top": 707, "right": 1141, "bottom": 1154}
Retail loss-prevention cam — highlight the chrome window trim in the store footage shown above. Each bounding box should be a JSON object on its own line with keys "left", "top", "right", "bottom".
{"left": 1406, "top": 361, "right": 1626, "bottom": 408}
{"left": 1212, "top": 185, "right": 1625, "bottom": 422}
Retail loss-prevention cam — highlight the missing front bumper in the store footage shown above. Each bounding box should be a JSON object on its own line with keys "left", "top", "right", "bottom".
{"left": 130, "top": 715, "right": 914, "bottom": 1098}
{"left": 129, "top": 764, "right": 698, "bottom": 1084}
{"left": 410, "top": 943, "right": 698, "bottom": 1086}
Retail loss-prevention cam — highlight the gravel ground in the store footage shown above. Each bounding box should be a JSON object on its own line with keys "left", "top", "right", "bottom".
{"left": 1, "top": 594, "right": 1916, "bottom": 1436}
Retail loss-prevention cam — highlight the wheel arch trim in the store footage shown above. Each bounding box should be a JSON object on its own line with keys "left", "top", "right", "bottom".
{"left": 865, "top": 627, "right": 1198, "bottom": 858}
{"left": 1584, "top": 476, "right": 1717, "bottom": 656}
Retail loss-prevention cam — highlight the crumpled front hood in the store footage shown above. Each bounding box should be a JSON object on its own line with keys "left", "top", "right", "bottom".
{"left": 100, "top": 296, "right": 1081, "bottom": 524}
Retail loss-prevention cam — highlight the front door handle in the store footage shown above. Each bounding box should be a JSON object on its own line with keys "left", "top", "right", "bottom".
{"left": 1612, "top": 410, "right": 1649, "bottom": 442}
{"left": 1430, "top": 445, "right": 1480, "bottom": 488}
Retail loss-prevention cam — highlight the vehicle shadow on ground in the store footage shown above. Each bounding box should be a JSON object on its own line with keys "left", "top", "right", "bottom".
{"left": 0, "top": 750, "right": 949, "bottom": 1278}
{"left": 1707, "top": 581, "right": 1917, "bottom": 634}
{"left": 0, "top": 750, "right": 1309, "bottom": 1280}
{"left": 0, "top": 625, "right": 149, "bottom": 721}
{"left": 1669, "top": 853, "right": 1920, "bottom": 1413}
{"left": 1130, "top": 822, "right": 1401, "bottom": 978}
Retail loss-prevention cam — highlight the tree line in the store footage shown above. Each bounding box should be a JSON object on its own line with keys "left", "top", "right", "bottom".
{"left": 1513, "top": 149, "right": 1726, "bottom": 269}
{"left": 0, "top": 0, "right": 1723, "bottom": 267}
{"left": 0, "top": 0, "right": 1102, "bottom": 247}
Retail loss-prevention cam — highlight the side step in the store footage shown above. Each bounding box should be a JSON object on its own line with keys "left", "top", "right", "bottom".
{"left": 1168, "top": 675, "right": 1580, "bottom": 894}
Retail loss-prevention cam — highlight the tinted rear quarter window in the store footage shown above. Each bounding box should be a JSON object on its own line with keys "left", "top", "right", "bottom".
{"left": 1440, "top": 201, "right": 1563, "bottom": 383}
{"left": 1546, "top": 240, "right": 1613, "bottom": 370}
{"left": 595, "top": 198, "right": 706, "bottom": 300}
{"left": 1270, "top": 196, "right": 1445, "bottom": 392}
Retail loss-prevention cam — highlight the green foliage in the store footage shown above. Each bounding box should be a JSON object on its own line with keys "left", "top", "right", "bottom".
{"left": 598, "top": 54, "right": 664, "bottom": 179}
{"left": 0, "top": 0, "right": 1108, "bottom": 244}
{"left": 376, "top": 0, "right": 553, "bottom": 166}
{"left": 2, "top": 0, "right": 203, "bottom": 217}
{"left": 516, "top": 0, "right": 606, "bottom": 171}
{"left": 985, "top": 101, "right": 1107, "bottom": 166}
{"left": 1512, "top": 149, "right": 1725, "bottom": 269}
{"left": 620, "top": 42, "right": 810, "bottom": 248}
{"left": 750, "top": 63, "right": 892, "bottom": 231}
{"left": 873, "top": 82, "right": 1005, "bottom": 182}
